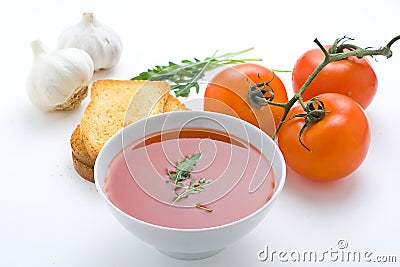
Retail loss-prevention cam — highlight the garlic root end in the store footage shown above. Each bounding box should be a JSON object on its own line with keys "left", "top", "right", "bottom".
{"left": 53, "top": 85, "right": 88, "bottom": 111}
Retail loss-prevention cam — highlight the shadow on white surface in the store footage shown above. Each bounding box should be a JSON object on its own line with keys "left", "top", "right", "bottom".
{"left": 283, "top": 166, "right": 361, "bottom": 205}
{"left": 20, "top": 100, "right": 85, "bottom": 130}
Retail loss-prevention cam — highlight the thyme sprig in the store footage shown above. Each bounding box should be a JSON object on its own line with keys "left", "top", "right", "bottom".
{"left": 131, "top": 48, "right": 261, "bottom": 97}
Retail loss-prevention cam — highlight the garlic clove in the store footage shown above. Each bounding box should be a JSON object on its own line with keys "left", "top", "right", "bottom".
{"left": 27, "top": 40, "right": 94, "bottom": 111}
{"left": 57, "top": 12, "right": 123, "bottom": 71}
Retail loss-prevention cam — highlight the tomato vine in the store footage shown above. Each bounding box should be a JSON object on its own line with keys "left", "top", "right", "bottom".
{"left": 248, "top": 34, "right": 400, "bottom": 140}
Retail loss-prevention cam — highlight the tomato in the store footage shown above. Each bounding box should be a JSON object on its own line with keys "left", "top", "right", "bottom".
{"left": 277, "top": 93, "right": 370, "bottom": 181}
{"left": 204, "top": 63, "right": 288, "bottom": 136}
{"left": 292, "top": 46, "right": 377, "bottom": 109}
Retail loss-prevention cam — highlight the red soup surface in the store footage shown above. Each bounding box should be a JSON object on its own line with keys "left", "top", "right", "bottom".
{"left": 105, "top": 128, "right": 275, "bottom": 229}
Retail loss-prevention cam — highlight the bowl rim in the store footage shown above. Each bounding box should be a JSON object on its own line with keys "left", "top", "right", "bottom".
{"left": 94, "top": 110, "right": 286, "bottom": 232}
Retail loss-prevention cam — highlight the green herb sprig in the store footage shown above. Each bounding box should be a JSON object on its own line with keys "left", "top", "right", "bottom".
{"left": 131, "top": 48, "right": 261, "bottom": 97}
{"left": 173, "top": 178, "right": 210, "bottom": 203}
{"left": 167, "top": 152, "right": 212, "bottom": 211}
{"left": 168, "top": 152, "right": 201, "bottom": 188}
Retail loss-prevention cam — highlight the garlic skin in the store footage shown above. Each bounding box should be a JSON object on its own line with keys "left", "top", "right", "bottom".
{"left": 57, "top": 12, "right": 123, "bottom": 71}
{"left": 27, "top": 40, "right": 94, "bottom": 111}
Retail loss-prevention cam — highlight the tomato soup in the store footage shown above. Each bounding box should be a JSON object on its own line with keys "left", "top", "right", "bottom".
{"left": 105, "top": 128, "right": 275, "bottom": 229}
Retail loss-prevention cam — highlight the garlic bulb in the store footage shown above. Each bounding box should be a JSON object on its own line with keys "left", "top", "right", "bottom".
{"left": 57, "top": 12, "right": 123, "bottom": 71}
{"left": 27, "top": 40, "right": 94, "bottom": 111}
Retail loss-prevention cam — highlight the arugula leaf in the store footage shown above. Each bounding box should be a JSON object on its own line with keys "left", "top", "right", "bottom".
{"left": 173, "top": 178, "right": 210, "bottom": 203}
{"left": 176, "top": 152, "right": 201, "bottom": 174}
{"left": 166, "top": 152, "right": 212, "bottom": 210}
{"left": 167, "top": 152, "right": 201, "bottom": 185}
{"left": 131, "top": 48, "right": 261, "bottom": 97}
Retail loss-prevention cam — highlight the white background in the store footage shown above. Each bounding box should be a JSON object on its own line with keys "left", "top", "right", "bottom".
{"left": 1, "top": 0, "right": 399, "bottom": 266}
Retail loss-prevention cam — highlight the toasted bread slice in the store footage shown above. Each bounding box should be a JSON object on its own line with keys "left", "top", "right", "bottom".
{"left": 71, "top": 93, "right": 188, "bottom": 180}
{"left": 79, "top": 80, "right": 170, "bottom": 160}
{"left": 70, "top": 124, "right": 95, "bottom": 168}
{"left": 124, "top": 82, "right": 169, "bottom": 126}
{"left": 163, "top": 94, "right": 190, "bottom": 112}
{"left": 70, "top": 81, "right": 188, "bottom": 182}
{"left": 72, "top": 153, "right": 94, "bottom": 182}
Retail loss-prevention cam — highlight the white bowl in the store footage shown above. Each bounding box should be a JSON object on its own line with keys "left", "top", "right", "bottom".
{"left": 94, "top": 111, "right": 286, "bottom": 260}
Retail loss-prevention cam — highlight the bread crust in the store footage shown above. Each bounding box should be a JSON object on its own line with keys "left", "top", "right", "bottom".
{"left": 70, "top": 125, "right": 95, "bottom": 168}
{"left": 163, "top": 94, "right": 190, "bottom": 112}
{"left": 72, "top": 153, "right": 94, "bottom": 182}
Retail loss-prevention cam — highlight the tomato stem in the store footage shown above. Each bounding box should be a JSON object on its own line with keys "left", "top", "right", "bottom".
{"left": 386, "top": 35, "right": 400, "bottom": 49}
{"left": 248, "top": 34, "right": 400, "bottom": 140}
